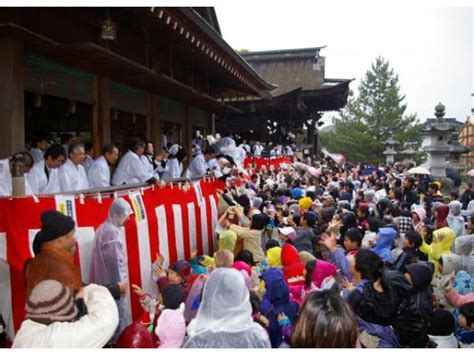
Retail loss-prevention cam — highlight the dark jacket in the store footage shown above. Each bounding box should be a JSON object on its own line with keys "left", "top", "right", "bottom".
{"left": 401, "top": 188, "right": 419, "bottom": 211}
{"left": 461, "top": 190, "right": 473, "bottom": 210}
{"left": 393, "top": 248, "right": 419, "bottom": 273}
{"left": 292, "top": 228, "right": 314, "bottom": 254}
{"left": 348, "top": 269, "right": 428, "bottom": 348}
{"left": 405, "top": 262, "right": 434, "bottom": 325}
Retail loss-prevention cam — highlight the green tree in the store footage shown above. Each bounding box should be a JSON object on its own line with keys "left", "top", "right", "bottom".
{"left": 320, "top": 56, "right": 422, "bottom": 164}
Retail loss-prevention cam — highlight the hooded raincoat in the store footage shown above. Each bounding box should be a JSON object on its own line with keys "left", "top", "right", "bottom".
{"left": 260, "top": 268, "right": 299, "bottom": 348}
{"left": 435, "top": 205, "right": 450, "bottom": 230}
{"left": 371, "top": 228, "right": 397, "bottom": 265}
{"left": 420, "top": 227, "right": 455, "bottom": 272}
{"left": 447, "top": 201, "right": 466, "bottom": 237}
{"left": 89, "top": 198, "right": 133, "bottom": 338}
{"left": 183, "top": 268, "right": 270, "bottom": 348}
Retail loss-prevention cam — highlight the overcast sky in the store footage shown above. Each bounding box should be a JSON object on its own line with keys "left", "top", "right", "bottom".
{"left": 215, "top": 4, "right": 473, "bottom": 125}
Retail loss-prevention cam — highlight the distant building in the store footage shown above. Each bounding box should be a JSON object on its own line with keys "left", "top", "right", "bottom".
{"left": 216, "top": 47, "right": 352, "bottom": 155}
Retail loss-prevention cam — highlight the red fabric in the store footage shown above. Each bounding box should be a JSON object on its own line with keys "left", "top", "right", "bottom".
{"left": 435, "top": 204, "right": 450, "bottom": 229}
{"left": 283, "top": 262, "right": 305, "bottom": 286}
{"left": 0, "top": 179, "right": 224, "bottom": 337}
{"left": 281, "top": 243, "right": 301, "bottom": 266}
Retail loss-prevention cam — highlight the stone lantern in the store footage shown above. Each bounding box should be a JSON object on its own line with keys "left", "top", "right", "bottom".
{"left": 421, "top": 103, "right": 453, "bottom": 178}
{"left": 383, "top": 135, "right": 398, "bottom": 164}
{"left": 400, "top": 142, "right": 416, "bottom": 165}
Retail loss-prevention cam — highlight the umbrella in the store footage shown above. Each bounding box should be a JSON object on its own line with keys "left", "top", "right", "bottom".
{"left": 360, "top": 167, "right": 377, "bottom": 176}
{"left": 360, "top": 167, "right": 386, "bottom": 178}
{"left": 467, "top": 169, "right": 474, "bottom": 178}
{"left": 407, "top": 166, "right": 431, "bottom": 175}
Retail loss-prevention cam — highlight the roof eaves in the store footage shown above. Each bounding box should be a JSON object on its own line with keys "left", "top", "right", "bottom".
{"left": 175, "top": 7, "right": 277, "bottom": 91}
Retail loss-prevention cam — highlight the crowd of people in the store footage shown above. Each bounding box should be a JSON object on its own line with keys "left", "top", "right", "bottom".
{"left": 0, "top": 131, "right": 300, "bottom": 196}
{"left": 2, "top": 130, "right": 474, "bottom": 349}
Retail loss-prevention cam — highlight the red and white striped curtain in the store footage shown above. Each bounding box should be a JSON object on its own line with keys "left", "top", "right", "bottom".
{"left": 243, "top": 156, "right": 293, "bottom": 170}
{"left": 0, "top": 179, "right": 225, "bottom": 340}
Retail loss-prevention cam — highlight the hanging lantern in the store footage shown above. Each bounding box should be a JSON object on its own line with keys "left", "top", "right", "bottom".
{"left": 100, "top": 18, "right": 117, "bottom": 41}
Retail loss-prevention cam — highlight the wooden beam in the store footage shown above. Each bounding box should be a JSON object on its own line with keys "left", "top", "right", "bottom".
{"left": 0, "top": 38, "right": 24, "bottom": 157}
{"left": 92, "top": 76, "right": 111, "bottom": 157}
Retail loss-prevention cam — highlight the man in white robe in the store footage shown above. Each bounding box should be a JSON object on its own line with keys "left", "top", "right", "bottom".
{"left": 112, "top": 139, "right": 155, "bottom": 185}
{"left": 58, "top": 143, "right": 89, "bottom": 192}
{"left": 88, "top": 144, "right": 119, "bottom": 189}
{"left": 187, "top": 148, "right": 215, "bottom": 179}
{"left": 28, "top": 144, "right": 66, "bottom": 194}
{"left": 29, "top": 133, "right": 50, "bottom": 164}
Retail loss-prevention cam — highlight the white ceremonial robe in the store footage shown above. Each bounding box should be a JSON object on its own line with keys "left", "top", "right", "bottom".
{"left": 140, "top": 154, "right": 155, "bottom": 175}
{"left": 161, "top": 158, "right": 183, "bottom": 180}
{"left": 58, "top": 159, "right": 89, "bottom": 192}
{"left": 28, "top": 160, "right": 61, "bottom": 194}
{"left": 83, "top": 154, "right": 94, "bottom": 173}
{"left": 187, "top": 153, "right": 207, "bottom": 179}
{"left": 112, "top": 150, "right": 153, "bottom": 185}
{"left": 253, "top": 145, "right": 263, "bottom": 156}
{"left": 88, "top": 156, "right": 111, "bottom": 189}
{"left": 29, "top": 148, "right": 44, "bottom": 164}
{"left": 0, "top": 159, "right": 33, "bottom": 196}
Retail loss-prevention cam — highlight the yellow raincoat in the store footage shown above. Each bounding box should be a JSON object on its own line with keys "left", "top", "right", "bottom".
{"left": 420, "top": 227, "right": 455, "bottom": 272}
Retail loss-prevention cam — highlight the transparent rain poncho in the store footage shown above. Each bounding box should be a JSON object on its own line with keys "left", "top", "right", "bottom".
{"left": 90, "top": 198, "right": 133, "bottom": 285}
{"left": 89, "top": 198, "right": 133, "bottom": 338}
{"left": 454, "top": 234, "right": 474, "bottom": 256}
{"left": 183, "top": 268, "right": 271, "bottom": 348}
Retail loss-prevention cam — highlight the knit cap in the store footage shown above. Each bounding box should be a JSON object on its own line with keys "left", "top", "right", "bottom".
{"left": 37, "top": 210, "right": 76, "bottom": 243}
{"left": 161, "top": 284, "right": 184, "bottom": 310}
{"left": 26, "top": 280, "right": 78, "bottom": 325}
{"left": 169, "top": 260, "right": 191, "bottom": 279}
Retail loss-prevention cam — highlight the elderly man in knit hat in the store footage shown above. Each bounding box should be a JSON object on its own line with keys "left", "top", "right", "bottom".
{"left": 26, "top": 211, "right": 81, "bottom": 297}
{"left": 13, "top": 280, "right": 118, "bottom": 348}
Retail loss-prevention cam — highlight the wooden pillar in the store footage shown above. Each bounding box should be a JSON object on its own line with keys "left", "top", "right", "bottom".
{"left": 92, "top": 76, "right": 111, "bottom": 157}
{"left": 147, "top": 94, "right": 162, "bottom": 150}
{"left": 0, "top": 38, "right": 24, "bottom": 158}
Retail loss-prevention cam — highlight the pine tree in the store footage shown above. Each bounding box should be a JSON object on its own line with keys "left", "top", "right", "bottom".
{"left": 319, "top": 56, "right": 422, "bottom": 163}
